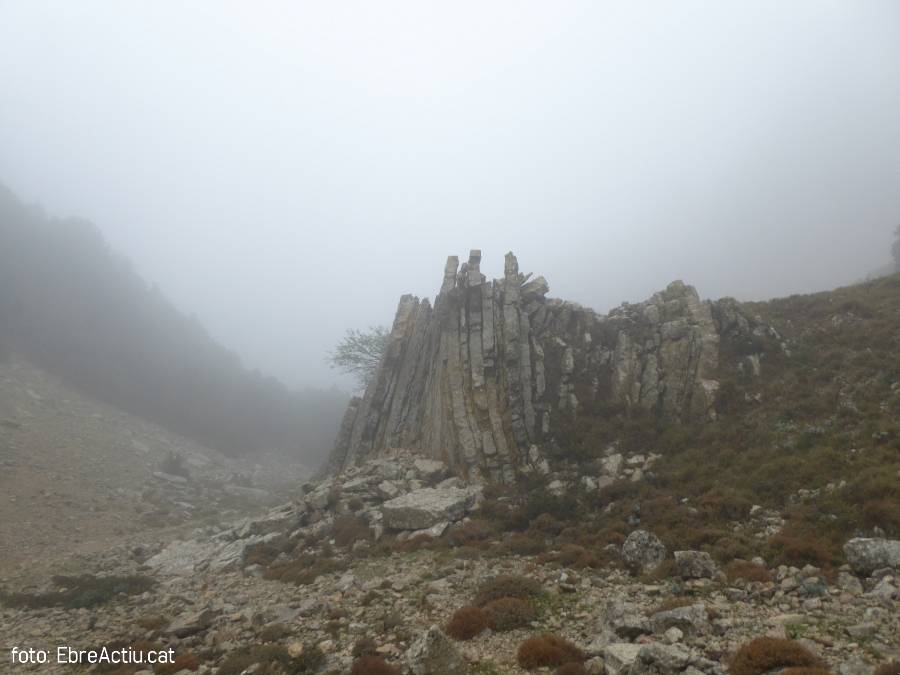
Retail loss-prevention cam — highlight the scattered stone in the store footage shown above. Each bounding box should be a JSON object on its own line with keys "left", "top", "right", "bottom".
{"left": 406, "top": 625, "right": 467, "bottom": 675}
{"left": 843, "top": 538, "right": 900, "bottom": 575}
{"left": 651, "top": 604, "right": 711, "bottom": 636}
{"left": 381, "top": 487, "right": 476, "bottom": 530}
{"left": 674, "top": 550, "right": 718, "bottom": 579}
{"left": 622, "top": 530, "right": 667, "bottom": 574}
{"left": 604, "top": 643, "right": 643, "bottom": 675}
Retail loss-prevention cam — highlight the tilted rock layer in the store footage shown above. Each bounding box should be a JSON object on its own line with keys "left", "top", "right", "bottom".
{"left": 330, "top": 250, "right": 761, "bottom": 482}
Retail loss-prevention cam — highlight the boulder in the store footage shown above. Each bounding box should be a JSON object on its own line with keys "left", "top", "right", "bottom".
{"left": 406, "top": 625, "right": 467, "bottom": 675}
{"left": 381, "top": 487, "right": 475, "bottom": 531}
{"left": 413, "top": 458, "right": 448, "bottom": 483}
{"left": 144, "top": 539, "right": 219, "bottom": 576}
{"left": 600, "top": 599, "right": 651, "bottom": 640}
{"left": 622, "top": 530, "right": 667, "bottom": 574}
{"left": 650, "top": 604, "right": 711, "bottom": 637}
{"left": 152, "top": 471, "right": 187, "bottom": 485}
{"left": 602, "top": 453, "right": 624, "bottom": 476}
{"left": 167, "top": 608, "right": 219, "bottom": 638}
{"left": 630, "top": 643, "right": 692, "bottom": 675}
{"left": 838, "top": 657, "right": 875, "bottom": 675}
{"left": 145, "top": 533, "right": 276, "bottom": 575}
{"left": 674, "top": 550, "right": 718, "bottom": 579}
{"left": 866, "top": 577, "right": 897, "bottom": 600}
{"left": 843, "top": 538, "right": 900, "bottom": 575}
{"left": 603, "top": 643, "right": 642, "bottom": 675}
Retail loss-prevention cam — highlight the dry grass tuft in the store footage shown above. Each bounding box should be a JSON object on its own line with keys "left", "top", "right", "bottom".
{"left": 473, "top": 575, "right": 542, "bottom": 607}
{"left": 724, "top": 560, "right": 772, "bottom": 583}
{"left": 349, "top": 655, "right": 403, "bottom": 675}
{"left": 517, "top": 633, "right": 585, "bottom": 670}
{"left": 729, "top": 637, "right": 824, "bottom": 675}
{"left": 445, "top": 605, "right": 489, "bottom": 641}
{"left": 483, "top": 597, "right": 537, "bottom": 632}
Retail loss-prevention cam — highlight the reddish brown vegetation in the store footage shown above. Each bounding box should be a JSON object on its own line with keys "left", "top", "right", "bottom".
{"left": 349, "top": 656, "right": 402, "bottom": 675}
{"left": 729, "top": 637, "right": 824, "bottom": 675}
{"left": 517, "top": 633, "right": 585, "bottom": 670}
{"left": 445, "top": 605, "right": 489, "bottom": 641}
{"left": 724, "top": 560, "right": 772, "bottom": 583}
{"left": 555, "top": 664, "right": 591, "bottom": 675}
{"left": 483, "top": 597, "right": 537, "bottom": 631}
{"left": 473, "top": 575, "right": 542, "bottom": 607}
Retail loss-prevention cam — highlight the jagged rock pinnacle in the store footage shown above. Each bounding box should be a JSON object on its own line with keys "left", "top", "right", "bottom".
{"left": 329, "top": 251, "right": 753, "bottom": 482}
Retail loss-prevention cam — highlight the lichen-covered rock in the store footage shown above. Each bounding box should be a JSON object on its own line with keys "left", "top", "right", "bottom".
{"left": 630, "top": 643, "right": 692, "bottom": 675}
{"left": 843, "top": 538, "right": 900, "bottom": 575}
{"left": 622, "top": 530, "right": 667, "bottom": 574}
{"left": 674, "top": 550, "right": 718, "bottom": 579}
{"left": 381, "top": 487, "right": 476, "bottom": 530}
{"left": 406, "top": 625, "right": 467, "bottom": 675}
{"left": 650, "top": 604, "right": 711, "bottom": 636}
{"left": 599, "top": 599, "right": 651, "bottom": 640}
{"left": 604, "top": 643, "right": 643, "bottom": 675}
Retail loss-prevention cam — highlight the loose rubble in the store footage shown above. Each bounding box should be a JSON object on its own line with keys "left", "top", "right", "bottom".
{"left": 3, "top": 448, "right": 897, "bottom": 674}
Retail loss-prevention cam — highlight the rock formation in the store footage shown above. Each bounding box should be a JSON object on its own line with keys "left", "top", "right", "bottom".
{"left": 329, "top": 250, "right": 761, "bottom": 482}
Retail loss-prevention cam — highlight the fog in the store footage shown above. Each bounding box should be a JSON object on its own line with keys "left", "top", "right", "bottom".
{"left": 2, "top": 1, "right": 899, "bottom": 391}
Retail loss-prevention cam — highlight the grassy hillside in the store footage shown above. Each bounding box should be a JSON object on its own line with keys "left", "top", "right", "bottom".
{"left": 475, "top": 275, "right": 900, "bottom": 570}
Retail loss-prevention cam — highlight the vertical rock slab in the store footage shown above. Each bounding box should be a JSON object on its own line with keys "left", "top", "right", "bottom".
{"left": 327, "top": 251, "right": 755, "bottom": 482}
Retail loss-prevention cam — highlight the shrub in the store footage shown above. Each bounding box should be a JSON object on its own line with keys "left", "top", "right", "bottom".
{"left": 160, "top": 451, "right": 190, "bottom": 479}
{"left": 517, "top": 633, "right": 585, "bottom": 670}
{"left": 779, "top": 670, "right": 833, "bottom": 675}
{"left": 156, "top": 653, "right": 201, "bottom": 674}
{"left": 555, "top": 664, "right": 590, "bottom": 675}
{"left": 539, "top": 544, "right": 600, "bottom": 569}
{"left": 445, "top": 605, "right": 489, "bottom": 641}
{"left": 729, "top": 637, "right": 824, "bottom": 675}
{"left": 483, "top": 597, "right": 537, "bottom": 631}
{"left": 392, "top": 533, "right": 435, "bottom": 553}
{"left": 135, "top": 614, "right": 168, "bottom": 631}
{"left": 501, "top": 533, "right": 546, "bottom": 556}
{"left": 263, "top": 555, "right": 346, "bottom": 586}
{"left": 352, "top": 637, "right": 378, "bottom": 658}
{"left": 645, "top": 558, "right": 678, "bottom": 581}
{"left": 259, "top": 623, "right": 291, "bottom": 642}
{"left": 724, "top": 560, "right": 772, "bottom": 583}
{"left": 473, "top": 575, "right": 542, "bottom": 607}
{"left": 244, "top": 538, "right": 291, "bottom": 567}
{"left": 333, "top": 515, "right": 371, "bottom": 548}
{"left": 874, "top": 663, "right": 900, "bottom": 675}
{"left": 697, "top": 488, "right": 752, "bottom": 520}
{"left": 217, "top": 644, "right": 323, "bottom": 675}
{"left": 649, "top": 597, "right": 695, "bottom": 615}
{"left": 0, "top": 574, "right": 155, "bottom": 610}
{"left": 768, "top": 533, "right": 838, "bottom": 569}
{"left": 349, "top": 656, "right": 402, "bottom": 675}
{"left": 530, "top": 513, "right": 566, "bottom": 534}
{"left": 518, "top": 489, "right": 581, "bottom": 528}
{"left": 447, "top": 519, "right": 497, "bottom": 548}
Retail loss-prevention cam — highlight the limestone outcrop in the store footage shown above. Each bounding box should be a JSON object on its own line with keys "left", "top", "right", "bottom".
{"left": 329, "top": 250, "right": 762, "bottom": 482}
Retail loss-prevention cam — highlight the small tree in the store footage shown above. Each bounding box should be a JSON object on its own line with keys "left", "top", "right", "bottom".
{"left": 327, "top": 326, "right": 390, "bottom": 389}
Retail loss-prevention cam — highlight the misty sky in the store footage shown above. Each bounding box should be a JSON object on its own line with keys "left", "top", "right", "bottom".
{"left": 2, "top": 1, "right": 900, "bottom": 390}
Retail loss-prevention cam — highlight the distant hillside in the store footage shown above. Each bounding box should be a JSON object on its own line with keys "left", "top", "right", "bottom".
{"left": 0, "top": 184, "right": 346, "bottom": 464}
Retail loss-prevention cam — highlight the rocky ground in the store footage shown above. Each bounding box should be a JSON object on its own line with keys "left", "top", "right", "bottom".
{"left": 1, "top": 448, "right": 897, "bottom": 675}
{"left": 0, "top": 355, "right": 309, "bottom": 584}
